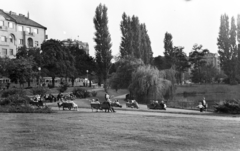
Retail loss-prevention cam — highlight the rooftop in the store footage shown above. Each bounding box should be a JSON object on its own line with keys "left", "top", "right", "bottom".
{"left": 0, "top": 9, "right": 47, "bottom": 30}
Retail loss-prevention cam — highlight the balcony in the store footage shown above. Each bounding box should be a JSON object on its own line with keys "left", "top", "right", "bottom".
{"left": 24, "top": 31, "right": 35, "bottom": 37}
{"left": 0, "top": 26, "right": 8, "bottom": 31}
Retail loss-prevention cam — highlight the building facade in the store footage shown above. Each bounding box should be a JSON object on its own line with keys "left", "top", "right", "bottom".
{"left": 0, "top": 9, "right": 47, "bottom": 58}
{"left": 203, "top": 53, "right": 221, "bottom": 71}
{"left": 62, "top": 39, "right": 89, "bottom": 55}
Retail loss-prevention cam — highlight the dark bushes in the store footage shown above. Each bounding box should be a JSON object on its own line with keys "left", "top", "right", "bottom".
{"left": 1, "top": 89, "right": 26, "bottom": 98}
{"left": 91, "top": 91, "right": 97, "bottom": 97}
{"left": 58, "top": 83, "right": 69, "bottom": 93}
{"left": 72, "top": 88, "right": 91, "bottom": 98}
{"left": 215, "top": 99, "right": 240, "bottom": 114}
{"left": 31, "top": 87, "right": 49, "bottom": 96}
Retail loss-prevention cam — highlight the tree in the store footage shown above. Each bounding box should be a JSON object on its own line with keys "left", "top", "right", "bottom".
{"left": 119, "top": 13, "right": 153, "bottom": 64}
{"left": 237, "top": 15, "right": 240, "bottom": 82}
{"left": 120, "top": 12, "right": 133, "bottom": 57}
{"left": 16, "top": 46, "right": 42, "bottom": 87}
{"left": 109, "top": 56, "right": 144, "bottom": 91}
{"left": 217, "top": 14, "right": 238, "bottom": 84}
{"left": 0, "top": 57, "right": 11, "bottom": 77}
{"left": 163, "top": 32, "right": 174, "bottom": 68}
{"left": 7, "top": 57, "right": 35, "bottom": 87}
{"left": 152, "top": 55, "right": 169, "bottom": 70}
{"left": 128, "top": 65, "right": 173, "bottom": 104}
{"left": 189, "top": 44, "right": 209, "bottom": 83}
{"left": 140, "top": 23, "right": 153, "bottom": 64}
{"left": 93, "top": 4, "right": 113, "bottom": 91}
{"left": 41, "top": 39, "right": 68, "bottom": 87}
{"left": 172, "top": 46, "right": 189, "bottom": 84}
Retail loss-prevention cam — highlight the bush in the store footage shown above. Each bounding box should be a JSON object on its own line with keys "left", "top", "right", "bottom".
{"left": 91, "top": 91, "right": 97, "bottom": 97}
{"left": 58, "top": 83, "right": 69, "bottom": 93}
{"left": 0, "top": 94, "right": 31, "bottom": 106}
{"left": 32, "top": 87, "right": 49, "bottom": 96}
{"left": 215, "top": 99, "right": 240, "bottom": 114}
{"left": 0, "top": 105, "right": 54, "bottom": 113}
{"left": 1, "top": 89, "right": 26, "bottom": 98}
{"left": 72, "top": 88, "right": 91, "bottom": 98}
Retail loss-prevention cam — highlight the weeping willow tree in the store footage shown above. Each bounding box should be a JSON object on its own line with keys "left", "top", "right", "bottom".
{"left": 128, "top": 65, "right": 175, "bottom": 104}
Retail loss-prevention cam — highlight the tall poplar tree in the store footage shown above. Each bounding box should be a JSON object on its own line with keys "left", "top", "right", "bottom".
{"left": 119, "top": 13, "right": 153, "bottom": 64}
{"left": 93, "top": 4, "right": 112, "bottom": 90}
{"left": 217, "top": 14, "right": 238, "bottom": 83}
{"left": 163, "top": 32, "right": 174, "bottom": 68}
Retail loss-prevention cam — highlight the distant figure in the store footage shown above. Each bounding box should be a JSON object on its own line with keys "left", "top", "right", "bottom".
{"left": 202, "top": 97, "right": 207, "bottom": 109}
{"left": 197, "top": 102, "right": 204, "bottom": 112}
{"left": 105, "top": 93, "right": 110, "bottom": 101}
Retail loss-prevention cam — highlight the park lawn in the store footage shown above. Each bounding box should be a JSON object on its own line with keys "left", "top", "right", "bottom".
{"left": 0, "top": 112, "right": 240, "bottom": 151}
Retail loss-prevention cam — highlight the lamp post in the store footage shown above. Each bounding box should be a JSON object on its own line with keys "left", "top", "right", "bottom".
{"left": 86, "top": 70, "right": 88, "bottom": 87}
{"left": 38, "top": 67, "right": 41, "bottom": 87}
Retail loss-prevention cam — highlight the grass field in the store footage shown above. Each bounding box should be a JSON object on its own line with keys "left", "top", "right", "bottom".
{"left": 1, "top": 111, "right": 240, "bottom": 151}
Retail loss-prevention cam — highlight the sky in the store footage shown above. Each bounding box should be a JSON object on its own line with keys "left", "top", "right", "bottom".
{"left": 2, "top": 0, "right": 240, "bottom": 57}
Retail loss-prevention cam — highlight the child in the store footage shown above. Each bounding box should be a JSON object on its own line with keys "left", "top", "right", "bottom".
{"left": 197, "top": 102, "right": 204, "bottom": 112}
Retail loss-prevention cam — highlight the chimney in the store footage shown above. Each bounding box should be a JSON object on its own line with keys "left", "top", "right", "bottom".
{"left": 27, "top": 11, "right": 29, "bottom": 19}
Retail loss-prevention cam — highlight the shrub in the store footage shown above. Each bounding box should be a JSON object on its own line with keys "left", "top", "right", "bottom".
{"left": 32, "top": 87, "right": 49, "bottom": 96}
{"left": 215, "top": 99, "right": 240, "bottom": 114}
{"left": 1, "top": 89, "right": 26, "bottom": 98}
{"left": 58, "top": 83, "right": 69, "bottom": 93}
{"left": 72, "top": 88, "right": 91, "bottom": 98}
{"left": 91, "top": 91, "right": 97, "bottom": 97}
{"left": 1, "top": 94, "right": 31, "bottom": 106}
{"left": 0, "top": 105, "right": 54, "bottom": 113}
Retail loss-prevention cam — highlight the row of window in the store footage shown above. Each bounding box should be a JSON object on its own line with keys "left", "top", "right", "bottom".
{"left": 1, "top": 36, "right": 39, "bottom": 47}
{"left": 0, "top": 20, "right": 38, "bottom": 34}
{"left": 1, "top": 48, "right": 14, "bottom": 56}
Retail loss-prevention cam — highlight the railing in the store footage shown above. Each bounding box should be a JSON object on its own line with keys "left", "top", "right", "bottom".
{"left": 0, "top": 26, "right": 8, "bottom": 30}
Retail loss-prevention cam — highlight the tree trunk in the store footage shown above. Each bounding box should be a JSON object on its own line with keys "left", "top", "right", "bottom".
{"left": 71, "top": 78, "right": 75, "bottom": 87}
{"left": 27, "top": 78, "right": 31, "bottom": 87}
{"left": 52, "top": 77, "right": 55, "bottom": 88}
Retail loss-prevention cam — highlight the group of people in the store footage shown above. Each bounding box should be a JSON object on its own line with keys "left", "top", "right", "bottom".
{"left": 197, "top": 97, "right": 207, "bottom": 112}
{"left": 151, "top": 100, "right": 167, "bottom": 109}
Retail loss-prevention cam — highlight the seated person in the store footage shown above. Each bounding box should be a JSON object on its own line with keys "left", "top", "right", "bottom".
{"left": 115, "top": 100, "right": 120, "bottom": 105}
{"left": 197, "top": 102, "right": 204, "bottom": 112}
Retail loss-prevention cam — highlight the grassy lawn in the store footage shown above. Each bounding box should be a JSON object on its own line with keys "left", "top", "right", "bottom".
{"left": 0, "top": 112, "right": 240, "bottom": 151}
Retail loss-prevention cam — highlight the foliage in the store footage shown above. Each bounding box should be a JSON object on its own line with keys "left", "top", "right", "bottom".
{"left": 163, "top": 32, "right": 174, "bottom": 68}
{"left": 120, "top": 13, "right": 153, "bottom": 64}
{"left": 0, "top": 94, "right": 31, "bottom": 106}
{"left": 94, "top": 4, "right": 113, "bottom": 89}
{"left": 58, "top": 83, "right": 69, "bottom": 93}
{"left": 41, "top": 39, "right": 71, "bottom": 87}
{"left": 109, "top": 56, "right": 144, "bottom": 91}
{"left": 1, "top": 88, "right": 26, "bottom": 98}
{"left": 189, "top": 44, "right": 209, "bottom": 83}
{"left": 0, "top": 57, "right": 11, "bottom": 77}
{"left": 91, "top": 91, "right": 98, "bottom": 97}
{"left": 152, "top": 55, "right": 169, "bottom": 70}
{"left": 7, "top": 56, "right": 35, "bottom": 86}
{"left": 128, "top": 65, "right": 174, "bottom": 103}
{"left": 0, "top": 105, "right": 53, "bottom": 113}
{"left": 201, "top": 64, "right": 219, "bottom": 83}
{"left": 31, "top": 87, "right": 49, "bottom": 96}
{"left": 72, "top": 88, "right": 91, "bottom": 98}
{"left": 217, "top": 14, "right": 238, "bottom": 84}
{"left": 215, "top": 99, "right": 240, "bottom": 114}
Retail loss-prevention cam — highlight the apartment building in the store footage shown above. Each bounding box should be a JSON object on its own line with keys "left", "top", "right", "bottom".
{"left": 62, "top": 39, "right": 89, "bottom": 55}
{"left": 203, "top": 53, "right": 221, "bottom": 71}
{"left": 0, "top": 9, "right": 47, "bottom": 58}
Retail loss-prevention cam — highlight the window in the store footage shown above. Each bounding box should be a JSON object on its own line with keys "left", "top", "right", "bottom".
{"left": 18, "top": 26, "right": 23, "bottom": 31}
{"left": 25, "top": 27, "right": 31, "bottom": 33}
{"left": 35, "top": 41, "right": 39, "bottom": 47}
{"left": 0, "top": 21, "right": 3, "bottom": 26}
{"left": 9, "top": 35, "right": 13, "bottom": 43}
{"left": 19, "top": 39, "right": 23, "bottom": 45}
{"left": 9, "top": 49, "right": 13, "bottom": 55}
{"left": 8, "top": 22, "right": 13, "bottom": 28}
{"left": 2, "top": 48, "right": 7, "bottom": 56}
{"left": 33, "top": 28, "right": 38, "bottom": 34}
{"left": 1, "top": 36, "right": 7, "bottom": 42}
